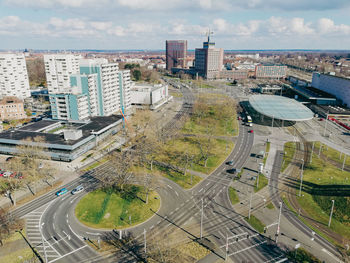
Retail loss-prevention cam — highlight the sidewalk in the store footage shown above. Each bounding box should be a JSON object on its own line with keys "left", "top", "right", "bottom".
{"left": 0, "top": 134, "right": 126, "bottom": 209}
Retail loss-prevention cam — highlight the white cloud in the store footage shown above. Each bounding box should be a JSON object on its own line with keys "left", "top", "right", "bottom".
{"left": 0, "top": 15, "right": 349, "bottom": 49}
{"left": 4, "top": 0, "right": 350, "bottom": 11}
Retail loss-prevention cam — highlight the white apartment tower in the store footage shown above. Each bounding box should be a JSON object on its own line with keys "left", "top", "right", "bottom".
{"left": 119, "top": 70, "right": 132, "bottom": 114}
{"left": 44, "top": 54, "right": 81, "bottom": 94}
{"left": 0, "top": 53, "right": 31, "bottom": 99}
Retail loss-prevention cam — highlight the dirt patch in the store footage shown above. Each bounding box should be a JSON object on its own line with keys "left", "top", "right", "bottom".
{"left": 104, "top": 212, "right": 110, "bottom": 219}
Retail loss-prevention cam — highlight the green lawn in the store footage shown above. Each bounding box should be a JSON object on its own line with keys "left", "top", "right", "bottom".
{"left": 263, "top": 142, "right": 270, "bottom": 165}
{"left": 159, "top": 136, "right": 235, "bottom": 175}
{"left": 313, "top": 141, "right": 350, "bottom": 167}
{"left": 154, "top": 164, "right": 201, "bottom": 189}
{"left": 297, "top": 152, "right": 350, "bottom": 242}
{"left": 254, "top": 173, "right": 268, "bottom": 193}
{"left": 266, "top": 202, "right": 274, "bottom": 210}
{"left": 75, "top": 185, "right": 160, "bottom": 229}
{"left": 244, "top": 215, "right": 266, "bottom": 233}
{"left": 281, "top": 142, "right": 297, "bottom": 172}
{"left": 228, "top": 187, "right": 239, "bottom": 205}
{"left": 182, "top": 93, "right": 238, "bottom": 137}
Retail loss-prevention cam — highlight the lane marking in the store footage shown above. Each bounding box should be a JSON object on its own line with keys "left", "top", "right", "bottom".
{"left": 174, "top": 190, "right": 179, "bottom": 197}
{"left": 48, "top": 245, "right": 88, "bottom": 263}
{"left": 86, "top": 232, "right": 100, "bottom": 236}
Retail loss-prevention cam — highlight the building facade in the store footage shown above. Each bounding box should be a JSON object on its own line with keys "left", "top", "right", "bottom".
{"left": 194, "top": 38, "right": 223, "bottom": 80}
{"left": 44, "top": 54, "right": 81, "bottom": 94}
{"left": 166, "top": 40, "right": 187, "bottom": 71}
{"left": 49, "top": 93, "right": 90, "bottom": 120}
{"left": 0, "top": 96, "right": 27, "bottom": 121}
{"left": 312, "top": 73, "right": 350, "bottom": 107}
{"left": 255, "top": 64, "right": 287, "bottom": 79}
{"left": 79, "top": 59, "right": 120, "bottom": 116}
{"left": 46, "top": 56, "right": 130, "bottom": 121}
{"left": 118, "top": 70, "right": 132, "bottom": 114}
{"left": 131, "top": 84, "right": 169, "bottom": 110}
{"left": 0, "top": 53, "right": 31, "bottom": 99}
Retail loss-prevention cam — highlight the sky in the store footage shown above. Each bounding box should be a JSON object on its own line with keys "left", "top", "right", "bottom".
{"left": 0, "top": 0, "right": 350, "bottom": 50}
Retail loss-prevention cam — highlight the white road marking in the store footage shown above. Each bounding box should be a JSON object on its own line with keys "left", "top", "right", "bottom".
{"left": 48, "top": 245, "right": 88, "bottom": 263}
{"left": 167, "top": 184, "right": 173, "bottom": 189}
{"left": 228, "top": 241, "right": 267, "bottom": 256}
{"left": 86, "top": 232, "right": 100, "bottom": 236}
{"left": 199, "top": 188, "right": 203, "bottom": 193}
{"left": 174, "top": 190, "right": 179, "bottom": 197}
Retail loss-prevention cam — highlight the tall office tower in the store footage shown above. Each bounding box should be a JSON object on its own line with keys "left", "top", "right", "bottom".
{"left": 166, "top": 40, "right": 187, "bottom": 71}
{"left": 0, "top": 53, "right": 31, "bottom": 99}
{"left": 118, "top": 70, "right": 132, "bottom": 114}
{"left": 194, "top": 33, "right": 223, "bottom": 79}
{"left": 44, "top": 54, "right": 81, "bottom": 94}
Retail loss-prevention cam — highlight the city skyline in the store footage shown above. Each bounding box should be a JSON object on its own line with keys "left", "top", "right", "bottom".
{"left": 0, "top": 0, "right": 350, "bottom": 50}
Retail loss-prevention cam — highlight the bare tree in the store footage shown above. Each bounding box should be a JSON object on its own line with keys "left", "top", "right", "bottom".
{"left": 15, "top": 136, "right": 51, "bottom": 195}
{"left": 100, "top": 150, "right": 136, "bottom": 191}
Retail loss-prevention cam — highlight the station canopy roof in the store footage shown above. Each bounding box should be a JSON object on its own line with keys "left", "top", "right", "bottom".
{"left": 249, "top": 95, "right": 314, "bottom": 121}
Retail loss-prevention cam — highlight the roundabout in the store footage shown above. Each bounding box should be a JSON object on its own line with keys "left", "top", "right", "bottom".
{"left": 75, "top": 185, "right": 161, "bottom": 229}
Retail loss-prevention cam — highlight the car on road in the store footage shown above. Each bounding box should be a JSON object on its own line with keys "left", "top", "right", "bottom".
{"left": 248, "top": 129, "right": 254, "bottom": 133}
{"left": 226, "top": 161, "right": 234, "bottom": 166}
{"left": 227, "top": 168, "right": 237, "bottom": 174}
{"left": 56, "top": 188, "right": 68, "bottom": 196}
{"left": 71, "top": 185, "right": 84, "bottom": 195}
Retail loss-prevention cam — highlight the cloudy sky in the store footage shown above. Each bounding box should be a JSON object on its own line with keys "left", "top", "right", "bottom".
{"left": 1, "top": 0, "right": 350, "bottom": 50}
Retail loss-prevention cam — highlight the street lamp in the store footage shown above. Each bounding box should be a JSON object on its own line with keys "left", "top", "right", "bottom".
{"left": 323, "top": 112, "right": 329, "bottom": 137}
{"left": 298, "top": 159, "right": 304, "bottom": 197}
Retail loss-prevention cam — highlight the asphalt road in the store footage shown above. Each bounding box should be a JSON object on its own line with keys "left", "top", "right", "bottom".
{"left": 13, "top": 81, "right": 288, "bottom": 263}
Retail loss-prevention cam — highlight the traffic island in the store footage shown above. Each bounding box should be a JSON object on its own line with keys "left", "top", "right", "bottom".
{"left": 75, "top": 185, "right": 160, "bottom": 229}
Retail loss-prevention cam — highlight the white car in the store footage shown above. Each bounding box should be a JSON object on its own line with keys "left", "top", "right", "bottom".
{"left": 71, "top": 185, "right": 84, "bottom": 195}
{"left": 3, "top": 171, "right": 12, "bottom": 178}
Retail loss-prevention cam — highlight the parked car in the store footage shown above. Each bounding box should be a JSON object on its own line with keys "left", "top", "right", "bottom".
{"left": 56, "top": 188, "right": 68, "bottom": 196}
{"left": 71, "top": 185, "right": 84, "bottom": 195}
{"left": 3, "top": 171, "right": 12, "bottom": 178}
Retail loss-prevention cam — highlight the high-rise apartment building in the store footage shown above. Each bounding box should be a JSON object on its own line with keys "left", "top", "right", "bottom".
{"left": 80, "top": 59, "right": 120, "bottom": 116}
{"left": 46, "top": 56, "right": 131, "bottom": 121}
{"left": 194, "top": 35, "right": 223, "bottom": 79}
{"left": 166, "top": 40, "right": 187, "bottom": 71}
{"left": 118, "top": 70, "right": 132, "bottom": 114}
{"left": 0, "top": 53, "right": 31, "bottom": 99}
{"left": 44, "top": 54, "right": 81, "bottom": 94}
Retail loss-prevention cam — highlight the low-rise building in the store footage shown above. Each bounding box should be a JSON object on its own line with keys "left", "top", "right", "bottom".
{"left": 0, "top": 115, "right": 123, "bottom": 161}
{"left": 0, "top": 96, "right": 27, "bottom": 121}
{"left": 255, "top": 64, "right": 287, "bottom": 79}
{"left": 131, "top": 84, "right": 171, "bottom": 110}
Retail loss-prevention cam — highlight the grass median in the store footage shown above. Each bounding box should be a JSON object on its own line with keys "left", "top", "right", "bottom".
{"left": 281, "top": 142, "right": 296, "bottom": 172}
{"left": 228, "top": 187, "right": 239, "bottom": 205}
{"left": 75, "top": 185, "right": 160, "bottom": 229}
{"left": 244, "top": 215, "right": 266, "bottom": 233}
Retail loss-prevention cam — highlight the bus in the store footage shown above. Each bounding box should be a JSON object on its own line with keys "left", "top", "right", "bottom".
{"left": 247, "top": 116, "right": 252, "bottom": 123}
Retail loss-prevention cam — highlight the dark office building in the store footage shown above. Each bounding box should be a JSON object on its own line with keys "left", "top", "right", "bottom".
{"left": 166, "top": 40, "right": 187, "bottom": 71}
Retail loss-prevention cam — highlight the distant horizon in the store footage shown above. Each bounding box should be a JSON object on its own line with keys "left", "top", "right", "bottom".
{"left": 1, "top": 49, "right": 350, "bottom": 53}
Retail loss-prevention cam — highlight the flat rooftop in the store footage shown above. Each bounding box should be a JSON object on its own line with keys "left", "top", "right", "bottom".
{"left": 0, "top": 115, "right": 122, "bottom": 146}
{"left": 18, "top": 120, "right": 60, "bottom": 132}
{"left": 249, "top": 95, "right": 314, "bottom": 121}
